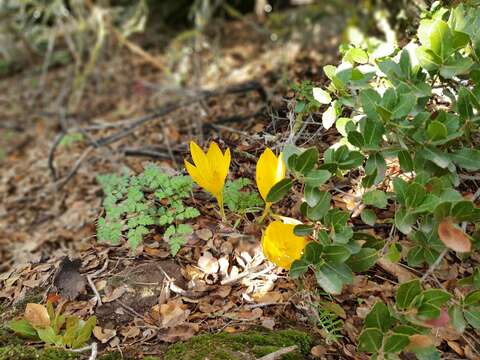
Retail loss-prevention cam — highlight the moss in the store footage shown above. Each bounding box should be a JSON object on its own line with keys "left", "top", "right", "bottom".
{"left": 164, "top": 329, "right": 311, "bottom": 360}
{"left": 0, "top": 327, "right": 23, "bottom": 347}
{"left": 0, "top": 345, "right": 79, "bottom": 360}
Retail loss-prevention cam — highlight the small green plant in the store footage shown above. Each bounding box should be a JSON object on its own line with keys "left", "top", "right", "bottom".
{"left": 97, "top": 164, "right": 200, "bottom": 255}
{"left": 223, "top": 178, "right": 262, "bottom": 215}
{"left": 8, "top": 301, "right": 96, "bottom": 349}
{"left": 314, "top": 302, "right": 344, "bottom": 344}
{"left": 59, "top": 133, "right": 84, "bottom": 149}
{"left": 358, "top": 279, "right": 480, "bottom": 359}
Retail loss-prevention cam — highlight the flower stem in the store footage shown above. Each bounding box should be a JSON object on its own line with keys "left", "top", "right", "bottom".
{"left": 218, "top": 195, "right": 226, "bottom": 222}
{"left": 258, "top": 203, "right": 271, "bottom": 224}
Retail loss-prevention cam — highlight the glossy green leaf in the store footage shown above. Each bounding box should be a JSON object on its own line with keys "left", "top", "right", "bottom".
{"left": 293, "top": 224, "right": 313, "bottom": 236}
{"left": 361, "top": 209, "right": 376, "bottom": 226}
{"left": 295, "top": 148, "right": 319, "bottom": 174}
{"left": 396, "top": 280, "right": 422, "bottom": 310}
{"left": 449, "top": 305, "right": 466, "bottom": 333}
{"left": 363, "top": 190, "right": 388, "bottom": 209}
{"left": 323, "top": 244, "right": 351, "bottom": 263}
{"left": 266, "top": 179, "right": 292, "bottom": 203}
{"left": 358, "top": 328, "right": 383, "bottom": 353}
{"left": 346, "top": 248, "right": 378, "bottom": 272}
{"left": 306, "top": 191, "right": 331, "bottom": 221}
{"left": 384, "top": 334, "right": 410, "bottom": 353}
{"left": 364, "top": 302, "right": 393, "bottom": 332}
{"left": 304, "top": 169, "right": 331, "bottom": 187}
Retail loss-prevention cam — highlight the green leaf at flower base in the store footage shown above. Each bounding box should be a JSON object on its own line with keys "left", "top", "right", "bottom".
{"left": 346, "top": 247, "right": 378, "bottom": 272}
{"left": 449, "top": 148, "right": 480, "bottom": 171}
{"left": 448, "top": 305, "right": 466, "bottom": 333}
{"left": 384, "top": 333, "right": 410, "bottom": 353}
{"left": 396, "top": 280, "right": 422, "bottom": 310}
{"left": 323, "top": 244, "right": 351, "bottom": 263}
{"left": 361, "top": 209, "right": 376, "bottom": 226}
{"left": 304, "top": 169, "right": 331, "bottom": 187}
{"left": 8, "top": 319, "right": 38, "bottom": 338}
{"left": 464, "top": 308, "right": 480, "bottom": 329}
{"left": 306, "top": 191, "right": 331, "bottom": 221}
{"left": 417, "top": 303, "right": 441, "bottom": 319}
{"left": 304, "top": 242, "right": 323, "bottom": 264}
{"left": 266, "top": 179, "right": 292, "bottom": 203}
{"left": 290, "top": 259, "right": 310, "bottom": 279}
{"left": 293, "top": 224, "right": 313, "bottom": 237}
{"left": 295, "top": 148, "right": 319, "bottom": 174}
{"left": 363, "top": 190, "right": 388, "bottom": 209}
{"left": 358, "top": 328, "right": 383, "bottom": 353}
{"left": 364, "top": 302, "right": 394, "bottom": 332}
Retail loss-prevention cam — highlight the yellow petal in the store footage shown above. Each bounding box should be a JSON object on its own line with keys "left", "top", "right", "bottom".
{"left": 256, "top": 148, "right": 286, "bottom": 201}
{"left": 207, "top": 142, "right": 230, "bottom": 181}
{"left": 261, "top": 221, "right": 307, "bottom": 269}
{"left": 185, "top": 160, "right": 217, "bottom": 195}
{"left": 190, "top": 141, "right": 211, "bottom": 176}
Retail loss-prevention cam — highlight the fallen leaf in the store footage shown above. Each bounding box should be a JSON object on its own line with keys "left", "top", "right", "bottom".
{"left": 93, "top": 326, "right": 117, "bottom": 343}
{"left": 447, "top": 340, "right": 464, "bottom": 356}
{"left": 159, "top": 299, "right": 189, "bottom": 328}
{"left": 24, "top": 303, "right": 50, "bottom": 328}
{"left": 438, "top": 218, "right": 471, "bottom": 252}
{"left": 102, "top": 285, "right": 127, "bottom": 303}
{"left": 407, "top": 334, "right": 434, "bottom": 350}
{"left": 198, "top": 252, "right": 219, "bottom": 274}
{"left": 158, "top": 323, "right": 199, "bottom": 342}
{"left": 310, "top": 345, "right": 327, "bottom": 358}
{"left": 196, "top": 229, "right": 213, "bottom": 241}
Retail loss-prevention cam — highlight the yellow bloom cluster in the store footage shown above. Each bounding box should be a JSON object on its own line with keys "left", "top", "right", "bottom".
{"left": 185, "top": 141, "right": 307, "bottom": 269}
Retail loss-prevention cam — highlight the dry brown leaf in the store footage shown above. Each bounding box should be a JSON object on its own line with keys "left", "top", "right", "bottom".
{"left": 158, "top": 323, "right": 199, "bottom": 342}
{"left": 102, "top": 285, "right": 127, "bottom": 303}
{"left": 93, "top": 326, "right": 117, "bottom": 343}
{"left": 407, "top": 334, "right": 434, "bottom": 350}
{"left": 310, "top": 345, "right": 327, "bottom": 358}
{"left": 24, "top": 303, "right": 50, "bottom": 328}
{"left": 447, "top": 340, "right": 464, "bottom": 356}
{"left": 252, "top": 291, "right": 283, "bottom": 304}
{"left": 159, "top": 299, "right": 189, "bottom": 328}
{"left": 196, "top": 229, "right": 213, "bottom": 241}
{"left": 438, "top": 218, "right": 471, "bottom": 253}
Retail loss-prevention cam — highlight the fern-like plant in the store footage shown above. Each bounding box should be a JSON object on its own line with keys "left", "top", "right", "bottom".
{"left": 96, "top": 164, "right": 200, "bottom": 255}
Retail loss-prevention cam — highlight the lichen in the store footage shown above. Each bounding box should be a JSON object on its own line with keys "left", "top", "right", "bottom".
{"left": 164, "top": 329, "right": 311, "bottom": 360}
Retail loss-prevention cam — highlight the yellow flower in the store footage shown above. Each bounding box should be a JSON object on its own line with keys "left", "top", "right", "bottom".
{"left": 256, "top": 148, "right": 286, "bottom": 221}
{"left": 262, "top": 221, "right": 307, "bottom": 269}
{"left": 184, "top": 141, "right": 231, "bottom": 220}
